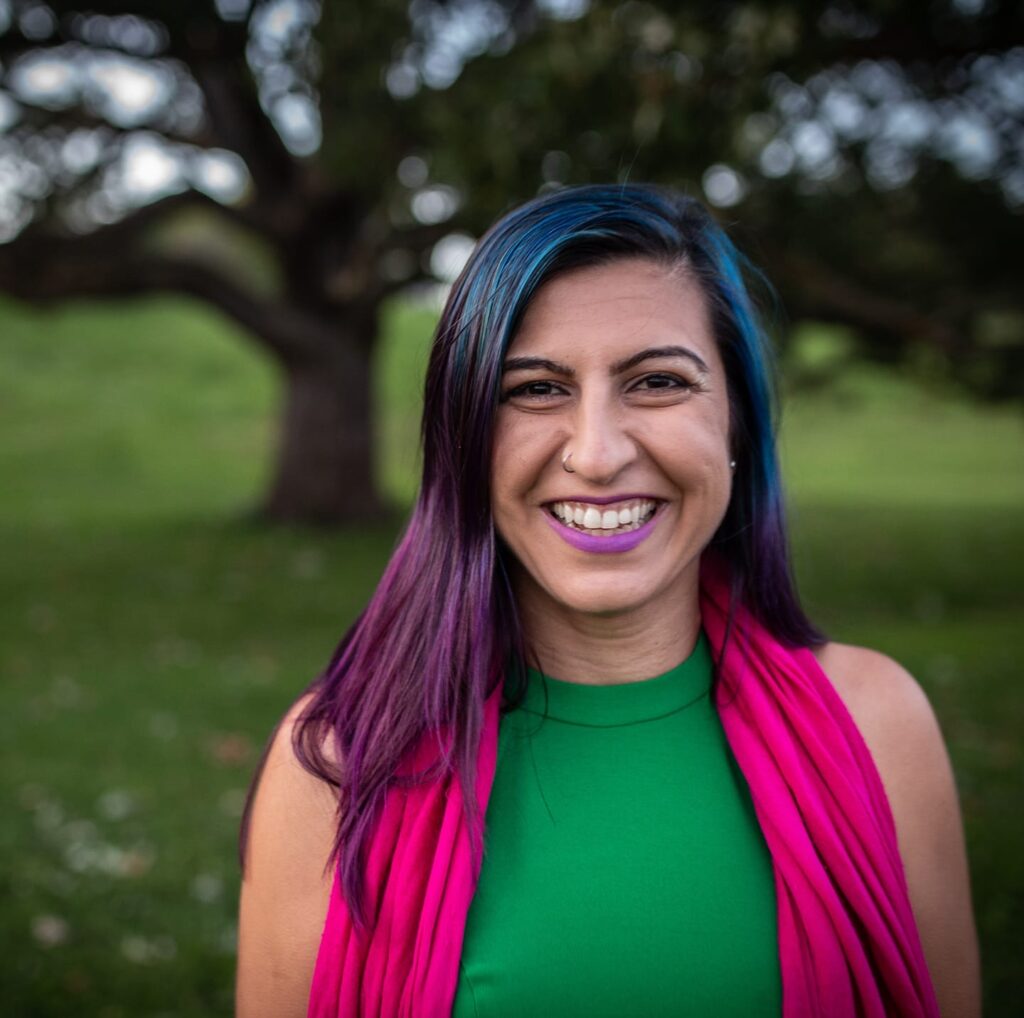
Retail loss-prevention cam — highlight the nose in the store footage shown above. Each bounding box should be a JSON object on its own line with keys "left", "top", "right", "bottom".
{"left": 564, "top": 392, "right": 638, "bottom": 484}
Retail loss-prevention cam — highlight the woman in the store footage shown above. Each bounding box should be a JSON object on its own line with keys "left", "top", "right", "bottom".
{"left": 237, "top": 184, "right": 980, "bottom": 1017}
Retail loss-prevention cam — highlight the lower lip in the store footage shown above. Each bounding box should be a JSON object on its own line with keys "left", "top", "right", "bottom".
{"left": 542, "top": 506, "right": 662, "bottom": 554}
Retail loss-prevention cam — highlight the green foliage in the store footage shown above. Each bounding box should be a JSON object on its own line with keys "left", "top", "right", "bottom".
{"left": 314, "top": 0, "right": 1024, "bottom": 398}
{"left": 0, "top": 295, "right": 1021, "bottom": 1014}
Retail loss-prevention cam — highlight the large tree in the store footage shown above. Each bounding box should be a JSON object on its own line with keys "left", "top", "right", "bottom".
{"left": 1, "top": 0, "right": 1021, "bottom": 522}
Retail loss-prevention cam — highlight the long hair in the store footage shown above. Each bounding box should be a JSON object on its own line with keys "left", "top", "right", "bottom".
{"left": 241, "top": 183, "right": 822, "bottom": 933}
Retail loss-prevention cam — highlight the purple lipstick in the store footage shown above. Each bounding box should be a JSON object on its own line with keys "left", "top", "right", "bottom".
{"left": 543, "top": 501, "right": 663, "bottom": 554}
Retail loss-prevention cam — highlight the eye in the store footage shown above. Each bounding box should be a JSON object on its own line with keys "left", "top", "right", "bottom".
{"left": 501, "top": 380, "right": 568, "bottom": 401}
{"left": 631, "top": 372, "right": 695, "bottom": 392}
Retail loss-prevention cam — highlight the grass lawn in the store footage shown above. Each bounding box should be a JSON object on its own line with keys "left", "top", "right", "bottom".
{"left": 0, "top": 295, "right": 1021, "bottom": 1015}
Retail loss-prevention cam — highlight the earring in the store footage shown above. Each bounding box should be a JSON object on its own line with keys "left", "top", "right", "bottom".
{"left": 562, "top": 451, "right": 575, "bottom": 473}
{"left": 729, "top": 460, "right": 736, "bottom": 470}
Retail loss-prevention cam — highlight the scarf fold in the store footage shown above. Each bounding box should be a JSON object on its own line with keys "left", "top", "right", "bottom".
{"left": 308, "top": 558, "right": 939, "bottom": 1017}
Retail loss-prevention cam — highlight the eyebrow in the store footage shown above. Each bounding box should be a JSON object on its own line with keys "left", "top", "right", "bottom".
{"left": 501, "top": 344, "right": 710, "bottom": 376}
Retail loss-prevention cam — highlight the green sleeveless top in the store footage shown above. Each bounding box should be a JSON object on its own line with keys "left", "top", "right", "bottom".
{"left": 451, "top": 632, "right": 782, "bottom": 1017}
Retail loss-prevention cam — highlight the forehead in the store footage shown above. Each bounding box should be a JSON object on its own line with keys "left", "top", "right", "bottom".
{"left": 509, "top": 258, "right": 717, "bottom": 365}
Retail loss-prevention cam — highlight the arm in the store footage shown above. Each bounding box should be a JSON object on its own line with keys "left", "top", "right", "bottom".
{"left": 236, "top": 697, "right": 339, "bottom": 1018}
{"left": 813, "top": 642, "right": 982, "bottom": 1018}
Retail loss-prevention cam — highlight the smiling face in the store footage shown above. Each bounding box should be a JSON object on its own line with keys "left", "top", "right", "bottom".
{"left": 491, "top": 257, "right": 734, "bottom": 624}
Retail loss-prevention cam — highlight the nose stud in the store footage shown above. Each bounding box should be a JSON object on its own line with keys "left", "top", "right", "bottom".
{"left": 729, "top": 460, "right": 736, "bottom": 470}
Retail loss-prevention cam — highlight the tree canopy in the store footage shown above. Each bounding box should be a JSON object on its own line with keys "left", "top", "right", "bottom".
{"left": 1, "top": 0, "right": 1021, "bottom": 521}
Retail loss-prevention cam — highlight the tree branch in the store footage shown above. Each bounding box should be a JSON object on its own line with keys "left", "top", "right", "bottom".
{"left": 0, "top": 237, "right": 326, "bottom": 363}
{"left": 10, "top": 187, "right": 260, "bottom": 248}
{"left": 771, "top": 3, "right": 1024, "bottom": 80}
{"left": 0, "top": 187, "right": 335, "bottom": 363}
{"left": 0, "top": 12, "right": 302, "bottom": 229}
{"left": 189, "top": 59, "right": 301, "bottom": 207}
{"left": 764, "top": 245, "right": 959, "bottom": 353}
{"left": 8, "top": 102, "right": 206, "bottom": 149}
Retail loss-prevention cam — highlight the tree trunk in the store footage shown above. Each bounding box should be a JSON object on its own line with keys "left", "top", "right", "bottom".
{"left": 259, "top": 338, "right": 386, "bottom": 525}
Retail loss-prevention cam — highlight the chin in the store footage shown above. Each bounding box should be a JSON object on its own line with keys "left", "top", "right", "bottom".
{"left": 545, "top": 577, "right": 665, "bottom": 618}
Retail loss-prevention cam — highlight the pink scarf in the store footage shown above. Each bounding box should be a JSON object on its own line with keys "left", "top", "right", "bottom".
{"left": 308, "top": 559, "right": 940, "bottom": 1017}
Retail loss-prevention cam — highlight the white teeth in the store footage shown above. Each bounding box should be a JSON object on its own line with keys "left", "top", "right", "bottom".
{"left": 549, "top": 498, "right": 659, "bottom": 535}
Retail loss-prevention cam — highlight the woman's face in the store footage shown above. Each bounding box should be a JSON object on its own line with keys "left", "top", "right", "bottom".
{"left": 490, "top": 257, "right": 733, "bottom": 619}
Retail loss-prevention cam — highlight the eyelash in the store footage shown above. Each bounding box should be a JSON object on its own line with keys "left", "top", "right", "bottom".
{"left": 501, "top": 373, "right": 698, "bottom": 401}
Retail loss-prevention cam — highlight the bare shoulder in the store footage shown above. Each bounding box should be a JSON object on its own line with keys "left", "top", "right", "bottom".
{"left": 243, "top": 693, "right": 342, "bottom": 869}
{"left": 810, "top": 640, "right": 951, "bottom": 865}
{"left": 810, "top": 641, "right": 939, "bottom": 764}
{"left": 236, "top": 694, "right": 340, "bottom": 1018}
{"left": 811, "top": 641, "right": 981, "bottom": 1018}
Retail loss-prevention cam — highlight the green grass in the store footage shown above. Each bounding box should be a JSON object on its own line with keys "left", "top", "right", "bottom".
{"left": 0, "top": 295, "right": 1021, "bottom": 1015}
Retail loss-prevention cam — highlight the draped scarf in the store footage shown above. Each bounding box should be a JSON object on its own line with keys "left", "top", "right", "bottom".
{"left": 307, "top": 558, "right": 940, "bottom": 1017}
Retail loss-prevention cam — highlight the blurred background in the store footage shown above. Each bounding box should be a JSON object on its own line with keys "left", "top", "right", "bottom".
{"left": 0, "top": 0, "right": 1021, "bottom": 1014}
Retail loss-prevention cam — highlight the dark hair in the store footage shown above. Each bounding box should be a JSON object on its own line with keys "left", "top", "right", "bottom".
{"left": 241, "top": 183, "right": 822, "bottom": 933}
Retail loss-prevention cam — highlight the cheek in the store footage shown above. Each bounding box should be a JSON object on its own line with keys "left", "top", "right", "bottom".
{"left": 695, "top": 394, "right": 732, "bottom": 470}
{"left": 491, "top": 412, "right": 558, "bottom": 496}
{"left": 489, "top": 415, "right": 516, "bottom": 495}
{"left": 489, "top": 415, "right": 536, "bottom": 527}
{"left": 645, "top": 405, "right": 731, "bottom": 479}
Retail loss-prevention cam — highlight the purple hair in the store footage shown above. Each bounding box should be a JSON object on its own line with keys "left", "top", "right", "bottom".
{"left": 240, "top": 184, "right": 823, "bottom": 933}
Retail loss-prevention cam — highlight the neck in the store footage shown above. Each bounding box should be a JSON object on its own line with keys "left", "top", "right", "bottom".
{"left": 514, "top": 570, "right": 702, "bottom": 686}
